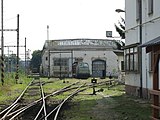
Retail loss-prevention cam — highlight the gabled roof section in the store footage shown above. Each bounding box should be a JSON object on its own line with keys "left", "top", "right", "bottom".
{"left": 140, "top": 36, "right": 160, "bottom": 47}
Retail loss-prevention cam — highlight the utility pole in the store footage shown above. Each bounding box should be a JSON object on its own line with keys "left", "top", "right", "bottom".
{"left": 1, "top": 0, "right": 4, "bottom": 85}
{"left": 15, "top": 14, "right": 19, "bottom": 83}
{"left": 0, "top": 4, "right": 20, "bottom": 84}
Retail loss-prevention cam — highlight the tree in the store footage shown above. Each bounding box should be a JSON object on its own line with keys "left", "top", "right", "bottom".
{"left": 115, "top": 17, "right": 125, "bottom": 39}
{"left": 30, "top": 50, "right": 42, "bottom": 73}
{"left": 4, "top": 54, "right": 18, "bottom": 72}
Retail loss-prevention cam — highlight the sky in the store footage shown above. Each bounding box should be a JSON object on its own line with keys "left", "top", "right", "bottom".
{"left": 1, "top": 0, "right": 125, "bottom": 59}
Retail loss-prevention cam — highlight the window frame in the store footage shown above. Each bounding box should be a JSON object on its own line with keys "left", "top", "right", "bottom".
{"left": 125, "top": 45, "right": 139, "bottom": 72}
{"left": 53, "top": 58, "right": 69, "bottom": 66}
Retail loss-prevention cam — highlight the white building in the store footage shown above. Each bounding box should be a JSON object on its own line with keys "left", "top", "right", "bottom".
{"left": 125, "top": 0, "right": 160, "bottom": 98}
{"left": 41, "top": 39, "right": 124, "bottom": 78}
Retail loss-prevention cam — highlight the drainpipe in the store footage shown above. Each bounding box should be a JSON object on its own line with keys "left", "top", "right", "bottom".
{"left": 139, "top": 0, "right": 143, "bottom": 98}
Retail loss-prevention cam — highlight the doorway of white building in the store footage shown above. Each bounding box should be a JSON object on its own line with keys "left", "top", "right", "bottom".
{"left": 92, "top": 59, "right": 106, "bottom": 78}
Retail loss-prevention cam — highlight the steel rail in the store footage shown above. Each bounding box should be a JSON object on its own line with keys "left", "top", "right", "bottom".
{"left": 3, "top": 80, "right": 109, "bottom": 119}
{"left": 54, "top": 83, "right": 86, "bottom": 120}
{"left": 5, "top": 82, "right": 80, "bottom": 119}
{"left": 7, "top": 99, "right": 42, "bottom": 118}
{"left": 38, "top": 82, "right": 85, "bottom": 120}
{"left": 0, "top": 103, "right": 18, "bottom": 120}
{"left": 9, "top": 79, "right": 42, "bottom": 120}
{"left": 6, "top": 82, "right": 86, "bottom": 119}
{"left": 0, "top": 79, "right": 34, "bottom": 119}
{"left": 34, "top": 80, "right": 47, "bottom": 120}
{"left": 45, "top": 81, "right": 111, "bottom": 120}
{"left": 34, "top": 105, "right": 44, "bottom": 120}
{"left": 9, "top": 101, "right": 40, "bottom": 120}
{"left": 36, "top": 81, "right": 108, "bottom": 120}
{"left": 41, "top": 80, "right": 47, "bottom": 120}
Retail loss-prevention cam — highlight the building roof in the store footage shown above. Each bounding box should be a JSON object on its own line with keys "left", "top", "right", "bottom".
{"left": 140, "top": 36, "right": 160, "bottom": 47}
{"left": 43, "top": 38, "right": 124, "bottom": 51}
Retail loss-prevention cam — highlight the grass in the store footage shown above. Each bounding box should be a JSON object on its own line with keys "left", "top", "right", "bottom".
{"left": 0, "top": 73, "right": 32, "bottom": 105}
{"left": 0, "top": 77, "right": 151, "bottom": 119}
{"left": 110, "top": 94, "right": 151, "bottom": 120}
{"left": 61, "top": 80, "right": 151, "bottom": 120}
{"left": 40, "top": 78, "right": 151, "bottom": 120}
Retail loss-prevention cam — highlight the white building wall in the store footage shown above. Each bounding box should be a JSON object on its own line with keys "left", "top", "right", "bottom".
{"left": 72, "top": 50, "right": 118, "bottom": 76}
{"left": 118, "top": 56, "right": 124, "bottom": 71}
{"left": 141, "top": 0, "right": 160, "bottom": 90}
{"left": 42, "top": 49, "right": 119, "bottom": 77}
{"left": 125, "top": 0, "right": 160, "bottom": 94}
{"left": 125, "top": 72, "right": 140, "bottom": 87}
{"left": 125, "top": 0, "right": 140, "bottom": 45}
{"left": 125, "top": 0, "right": 140, "bottom": 88}
{"left": 41, "top": 50, "right": 49, "bottom": 76}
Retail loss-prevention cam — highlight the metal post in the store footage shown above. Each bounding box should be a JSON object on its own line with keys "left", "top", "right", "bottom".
{"left": 139, "top": 0, "right": 143, "bottom": 98}
{"left": 60, "top": 53, "right": 61, "bottom": 79}
{"left": 15, "top": 14, "right": 19, "bottom": 83}
{"left": 1, "top": 0, "right": 4, "bottom": 85}
{"left": 27, "top": 49, "right": 30, "bottom": 74}
{"left": 10, "top": 50, "right": 13, "bottom": 73}
{"left": 25, "top": 37, "right": 26, "bottom": 75}
{"left": 71, "top": 50, "right": 73, "bottom": 77}
{"left": 7, "top": 47, "right": 9, "bottom": 77}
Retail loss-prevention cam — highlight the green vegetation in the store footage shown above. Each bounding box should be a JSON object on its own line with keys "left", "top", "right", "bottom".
{"left": 30, "top": 50, "right": 42, "bottom": 73}
{"left": 0, "top": 73, "right": 32, "bottom": 105}
{"left": 62, "top": 80, "right": 151, "bottom": 120}
{"left": 0, "top": 78, "right": 151, "bottom": 120}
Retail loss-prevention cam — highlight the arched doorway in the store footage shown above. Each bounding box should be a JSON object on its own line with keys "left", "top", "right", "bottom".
{"left": 92, "top": 59, "right": 106, "bottom": 78}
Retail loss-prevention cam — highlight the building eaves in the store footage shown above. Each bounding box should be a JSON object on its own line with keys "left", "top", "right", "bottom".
{"left": 140, "top": 36, "right": 160, "bottom": 47}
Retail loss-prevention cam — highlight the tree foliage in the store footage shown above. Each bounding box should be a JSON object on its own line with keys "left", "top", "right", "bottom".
{"left": 30, "top": 50, "right": 42, "bottom": 73}
{"left": 4, "top": 54, "right": 17, "bottom": 72}
{"left": 115, "top": 17, "right": 125, "bottom": 39}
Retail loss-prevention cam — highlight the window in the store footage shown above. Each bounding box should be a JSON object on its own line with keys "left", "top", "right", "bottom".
{"left": 136, "top": 0, "right": 140, "bottom": 20}
{"left": 53, "top": 58, "right": 69, "bottom": 66}
{"left": 125, "top": 46, "right": 138, "bottom": 71}
{"left": 148, "top": 0, "right": 153, "bottom": 15}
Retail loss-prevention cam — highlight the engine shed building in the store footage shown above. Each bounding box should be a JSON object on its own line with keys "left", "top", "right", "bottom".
{"left": 41, "top": 38, "right": 124, "bottom": 78}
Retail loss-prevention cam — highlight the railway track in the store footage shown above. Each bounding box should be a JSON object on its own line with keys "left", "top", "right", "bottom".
{"left": 0, "top": 78, "right": 84, "bottom": 120}
{"left": 0, "top": 78, "right": 42, "bottom": 120}
{"left": 0, "top": 78, "right": 113, "bottom": 120}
